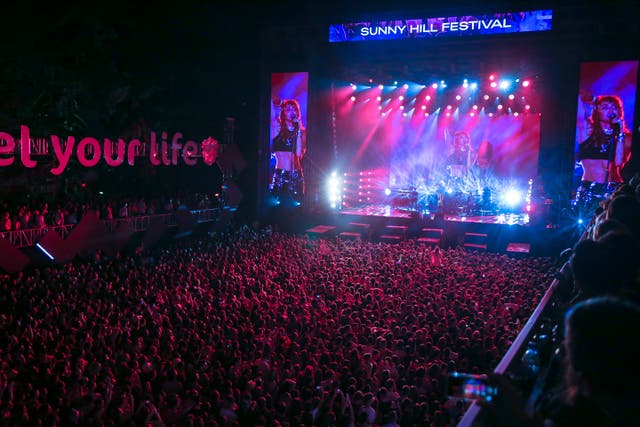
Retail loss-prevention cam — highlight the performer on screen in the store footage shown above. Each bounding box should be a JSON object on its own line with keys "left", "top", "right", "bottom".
{"left": 576, "top": 95, "right": 632, "bottom": 201}
{"left": 445, "top": 131, "right": 473, "bottom": 181}
{"left": 270, "top": 99, "right": 306, "bottom": 201}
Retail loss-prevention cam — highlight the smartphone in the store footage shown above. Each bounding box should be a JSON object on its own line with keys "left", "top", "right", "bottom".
{"left": 446, "top": 373, "right": 498, "bottom": 402}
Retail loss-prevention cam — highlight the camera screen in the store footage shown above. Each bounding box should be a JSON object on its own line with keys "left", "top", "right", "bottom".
{"left": 446, "top": 373, "right": 498, "bottom": 402}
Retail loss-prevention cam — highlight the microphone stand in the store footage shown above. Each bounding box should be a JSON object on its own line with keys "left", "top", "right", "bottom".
{"left": 604, "top": 122, "right": 621, "bottom": 191}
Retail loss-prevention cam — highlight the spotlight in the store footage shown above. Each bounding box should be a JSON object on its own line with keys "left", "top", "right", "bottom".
{"left": 508, "top": 94, "right": 515, "bottom": 100}
{"left": 514, "top": 112, "right": 519, "bottom": 117}
{"left": 483, "top": 94, "right": 490, "bottom": 100}
{"left": 350, "top": 96, "right": 356, "bottom": 101}
{"left": 499, "top": 80, "right": 511, "bottom": 90}
{"left": 522, "top": 80, "right": 531, "bottom": 87}
{"left": 350, "top": 83, "right": 357, "bottom": 90}
{"left": 376, "top": 95, "right": 382, "bottom": 101}
{"left": 378, "top": 84, "right": 384, "bottom": 90}
{"left": 400, "top": 105, "right": 405, "bottom": 110}
{"left": 327, "top": 172, "right": 342, "bottom": 208}
{"left": 525, "top": 105, "right": 531, "bottom": 110}
{"left": 472, "top": 105, "right": 478, "bottom": 110}
{"left": 503, "top": 189, "right": 523, "bottom": 207}
{"left": 399, "top": 95, "right": 404, "bottom": 101}
{"left": 393, "top": 81, "right": 398, "bottom": 85}
{"left": 385, "top": 188, "right": 392, "bottom": 196}
{"left": 497, "top": 104, "right": 503, "bottom": 110}
{"left": 432, "top": 83, "right": 438, "bottom": 89}
{"left": 425, "top": 95, "right": 431, "bottom": 101}
{"left": 470, "top": 82, "right": 478, "bottom": 89}
{"left": 421, "top": 105, "right": 426, "bottom": 110}
{"left": 489, "top": 74, "right": 495, "bottom": 81}
{"left": 455, "top": 95, "right": 462, "bottom": 101}
{"left": 490, "top": 81, "right": 498, "bottom": 88}
{"left": 447, "top": 105, "right": 452, "bottom": 110}
{"left": 403, "top": 83, "right": 409, "bottom": 90}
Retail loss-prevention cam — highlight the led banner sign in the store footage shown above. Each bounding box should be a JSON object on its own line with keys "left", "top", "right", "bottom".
{"left": 329, "top": 10, "right": 552, "bottom": 42}
{"left": 0, "top": 125, "right": 219, "bottom": 175}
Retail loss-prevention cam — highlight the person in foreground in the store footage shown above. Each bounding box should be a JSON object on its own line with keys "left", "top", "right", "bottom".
{"left": 481, "top": 296, "right": 640, "bottom": 427}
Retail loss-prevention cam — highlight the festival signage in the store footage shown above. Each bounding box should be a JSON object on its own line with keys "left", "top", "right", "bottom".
{"left": 0, "top": 125, "right": 219, "bottom": 175}
{"left": 329, "top": 10, "right": 552, "bottom": 42}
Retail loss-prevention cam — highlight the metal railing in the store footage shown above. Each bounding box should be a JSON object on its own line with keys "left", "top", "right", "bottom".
{"left": 0, "top": 208, "right": 222, "bottom": 248}
{"left": 1, "top": 225, "right": 75, "bottom": 248}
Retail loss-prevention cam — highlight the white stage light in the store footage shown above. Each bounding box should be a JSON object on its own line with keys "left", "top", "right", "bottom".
{"left": 327, "top": 172, "right": 342, "bottom": 208}
{"left": 503, "top": 189, "right": 523, "bottom": 207}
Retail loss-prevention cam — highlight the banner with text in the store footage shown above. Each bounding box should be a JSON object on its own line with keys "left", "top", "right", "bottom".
{"left": 329, "top": 10, "right": 552, "bottom": 43}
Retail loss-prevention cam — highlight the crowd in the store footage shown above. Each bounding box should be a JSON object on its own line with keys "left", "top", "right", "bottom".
{"left": 0, "top": 193, "right": 220, "bottom": 232}
{"left": 0, "top": 229, "right": 556, "bottom": 426}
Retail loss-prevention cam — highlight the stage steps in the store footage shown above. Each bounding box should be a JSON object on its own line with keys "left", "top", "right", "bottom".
{"left": 338, "top": 222, "right": 371, "bottom": 241}
{"left": 417, "top": 228, "right": 444, "bottom": 246}
{"left": 463, "top": 232, "right": 488, "bottom": 250}
{"left": 306, "top": 225, "right": 336, "bottom": 239}
{"left": 378, "top": 225, "right": 408, "bottom": 243}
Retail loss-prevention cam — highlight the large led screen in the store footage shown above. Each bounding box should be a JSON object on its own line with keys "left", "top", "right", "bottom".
{"left": 573, "top": 60, "right": 638, "bottom": 204}
{"left": 269, "top": 72, "right": 309, "bottom": 203}
{"left": 331, "top": 77, "right": 541, "bottom": 213}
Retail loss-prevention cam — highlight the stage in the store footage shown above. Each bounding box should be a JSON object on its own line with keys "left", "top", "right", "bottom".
{"left": 272, "top": 199, "right": 570, "bottom": 257}
{"left": 339, "top": 204, "right": 531, "bottom": 226}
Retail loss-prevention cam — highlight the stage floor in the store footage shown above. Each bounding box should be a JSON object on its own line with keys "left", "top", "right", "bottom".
{"left": 339, "top": 204, "right": 530, "bottom": 226}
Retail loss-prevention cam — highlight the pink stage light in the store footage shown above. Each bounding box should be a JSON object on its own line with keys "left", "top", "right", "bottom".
{"left": 490, "top": 81, "right": 498, "bottom": 88}
{"left": 522, "top": 80, "right": 531, "bottom": 87}
{"left": 399, "top": 95, "right": 404, "bottom": 100}
{"left": 455, "top": 95, "right": 462, "bottom": 101}
{"left": 378, "top": 84, "right": 384, "bottom": 90}
{"left": 350, "top": 96, "right": 356, "bottom": 101}
{"left": 431, "top": 83, "right": 438, "bottom": 89}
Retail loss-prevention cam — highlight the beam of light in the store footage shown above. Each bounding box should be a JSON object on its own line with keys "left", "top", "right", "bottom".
{"left": 36, "top": 243, "right": 55, "bottom": 261}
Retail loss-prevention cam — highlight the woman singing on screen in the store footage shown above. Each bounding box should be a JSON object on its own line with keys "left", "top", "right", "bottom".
{"left": 576, "top": 95, "right": 632, "bottom": 199}
{"left": 270, "top": 99, "right": 306, "bottom": 201}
